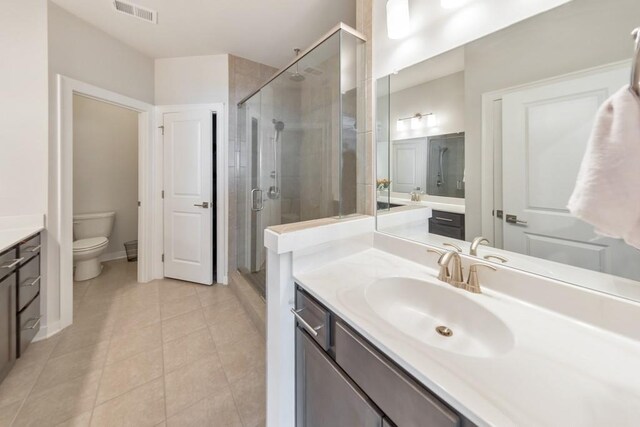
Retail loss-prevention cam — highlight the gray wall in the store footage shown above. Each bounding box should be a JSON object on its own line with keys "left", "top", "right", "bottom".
{"left": 463, "top": 0, "right": 640, "bottom": 238}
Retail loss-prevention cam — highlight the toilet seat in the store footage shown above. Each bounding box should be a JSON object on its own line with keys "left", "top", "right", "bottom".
{"left": 73, "top": 236, "right": 108, "bottom": 252}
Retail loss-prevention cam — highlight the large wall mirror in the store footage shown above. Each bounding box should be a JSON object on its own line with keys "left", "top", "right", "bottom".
{"left": 375, "top": 0, "right": 640, "bottom": 301}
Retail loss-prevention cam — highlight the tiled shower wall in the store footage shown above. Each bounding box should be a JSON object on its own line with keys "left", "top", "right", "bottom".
{"left": 228, "top": 55, "right": 277, "bottom": 273}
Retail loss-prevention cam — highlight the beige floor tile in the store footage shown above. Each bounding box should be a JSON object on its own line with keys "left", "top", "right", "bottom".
{"left": 164, "top": 354, "right": 228, "bottom": 417}
{"left": 160, "top": 295, "right": 201, "bottom": 320}
{"left": 0, "top": 359, "right": 45, "bottom": 408}
{"left": 166, "top": 384, "right": 242, "bottom": 427}
{"left": 51, "top": 324, "right": 113, "bottom": 358}
{"left": 106, "top": 322, "right": 162, "bottom": 365}
{"left": 163, "top": 328, "right": 216, "bottom": 374}
{"left": 218, "top": 333, "right": 266, "bottom": 384}
{"left": 201, "top": 298, "right": 243, "bottom": 326}
{"left": 90, "top": 378, "right": 165, "bottom": 427}
{"left": 13, "top": 370, "right": 101, "bottom": 427}
{"left": 158, "top": 280, "right": 197, "bottom": 303}
{"left": 196, "top": 284, "right": 236, "bottom": 308}
{"left": 208, "top": 310, "right": 259, "bottom": 347}
{"left": 32, "top": 341, "right": 109, "bottom": 394}
{"left": 161, "top": 309, "right": 206, "bottom": 343}
{"left": 16, "top": 334, "right": 61, "bottom": 368}
{"left": 96, "top": 348, "right": 163, "bottom": 405}
{"left": 54, "top": 411, "right": 92, "bottom": 427}
{"left": 112, "top": 305, "right": 161, "bottom": 336}
{"left": 0, "top": 401, "right": 22, "bottom": 427}
{"left": 230, "top": 367, "right": 266, "bottom": 427}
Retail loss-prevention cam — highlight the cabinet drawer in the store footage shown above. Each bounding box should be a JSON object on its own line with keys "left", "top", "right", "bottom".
{"left": 431, "top": 210, "right": 464, "bottom": 228}
{"left": 295, "top": 288, "right": 331, "bottom": 351}
{"left": 18, "top": 255, "right": 40, "bottom": 312}
{"left": 0, "top": 248, "right": 19, "bottom": 282}
{"left": 19, "top": 234, "right": 41, "bottom": 265}
{"left": 335, "top": 321, "right": 460, "bottom": 427}
{"left": 429, "top": 220, "right": 465, "bottom": 240}
{"left": 18, "top": 294, "right": 40, "bottom": 358}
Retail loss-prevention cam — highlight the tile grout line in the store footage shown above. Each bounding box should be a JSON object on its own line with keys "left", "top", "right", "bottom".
{"left": 159, "top": 290, "right": 168, "bottom": 426}
{"left": 9, "top": 277, "right": 95, "bottom": 426}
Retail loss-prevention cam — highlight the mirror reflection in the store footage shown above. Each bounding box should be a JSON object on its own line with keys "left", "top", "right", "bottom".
{"left": 376, "top": 0, "right": 640, "bottom": 301}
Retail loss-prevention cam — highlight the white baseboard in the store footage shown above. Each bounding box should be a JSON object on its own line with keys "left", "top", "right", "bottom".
{"left": 33, "top": 320, "right": 63, "bottom": 342}
{"left": 100, "top": 250, "right": 128, "bottom": 262}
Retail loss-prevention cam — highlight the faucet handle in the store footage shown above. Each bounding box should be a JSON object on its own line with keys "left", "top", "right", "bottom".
{"left": 465, "top": 263, "right": 497, "bottom": 294}
{"left": 443, "top": 242, "right": 462, "bottom": 252}
{"left": 483, "top": 254, "right": 508, "bottom": 263}
{"left": 427, "top": 248, "right": 444, "bottom": 256}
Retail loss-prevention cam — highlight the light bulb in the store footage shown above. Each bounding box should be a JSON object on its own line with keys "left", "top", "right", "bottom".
{"left": 410, "top": 116, "right": 421, "bottom": 130}
{"left": 396, "top": 119, "right": 407, "bottom": 131}
{"left": 427, "top": 114, "right": 438, "bottom": 127}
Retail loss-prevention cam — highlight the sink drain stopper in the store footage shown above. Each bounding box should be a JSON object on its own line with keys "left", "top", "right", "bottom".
{"left": 435, "top": 326, "right": 453, "bottom": 337}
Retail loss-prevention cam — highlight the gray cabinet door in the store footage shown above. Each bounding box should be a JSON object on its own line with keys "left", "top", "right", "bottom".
{"left": 296, "top": 327, "right": 382, "bottom": 427}
{"left": 0, "top": 273, "right": 16, "bottom": 383}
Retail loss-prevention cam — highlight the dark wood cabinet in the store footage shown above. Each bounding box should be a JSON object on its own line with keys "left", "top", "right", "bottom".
{"left": 429, "top": 210, "right": 465, "bottom": 240}
{"left": 0, "top": 231, "right": 42, "bottom": 378}
{"left": 294, "top": 286, "right": 475, "bottom": 427}
{"left": 0, "top": 272, "right": 16, "bottom": 384}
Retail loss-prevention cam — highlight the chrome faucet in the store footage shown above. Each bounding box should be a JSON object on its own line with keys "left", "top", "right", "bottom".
{"left": 428, "top": 249, "right": 464, "bottom": 287}
{"left": 470, "top": 236, "right": 490, "bottom": 256}
{"left": 428, "top": 248, "right": 497, "bottom": 294}
{"left": 465, "top": 263, "right": 497, "bottom": 293}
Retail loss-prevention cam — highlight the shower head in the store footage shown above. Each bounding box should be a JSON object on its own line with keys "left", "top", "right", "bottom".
{"left": 289, "top": 48, "right": 306, "bottom": 82}
{"left": 439, "top": 146, "right": 449, "bottom": 153}
{"left": 272, "top": 119, "right": 284, "bottom": 131}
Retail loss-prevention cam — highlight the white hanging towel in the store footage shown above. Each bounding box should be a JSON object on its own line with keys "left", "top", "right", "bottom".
{"left": 568, "top": 85, "right": 640, "bottom": 249}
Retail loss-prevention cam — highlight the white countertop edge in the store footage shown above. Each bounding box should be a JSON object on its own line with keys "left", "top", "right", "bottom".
{"left": 0, "top": 215, "right": 45, "bottom": 253}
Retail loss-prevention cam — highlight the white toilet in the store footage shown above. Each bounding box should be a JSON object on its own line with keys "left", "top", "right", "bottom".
{"left": 73, "top": 211, "right": 116, "bottom": 281}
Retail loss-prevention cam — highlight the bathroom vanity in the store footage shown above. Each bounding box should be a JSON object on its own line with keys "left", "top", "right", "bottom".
{"left": 294, "top": 286, "right": 472, "bottom": 427}
{"left": 0, "top": 226, "right": 43, "bottom": 383}
{"left": 264, "top": 216, "right": 640, "bottom": 427}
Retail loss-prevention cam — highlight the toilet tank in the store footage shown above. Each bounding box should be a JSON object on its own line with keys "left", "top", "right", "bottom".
{"left": 73, "top": 211, "right": 116, "bottom": 240}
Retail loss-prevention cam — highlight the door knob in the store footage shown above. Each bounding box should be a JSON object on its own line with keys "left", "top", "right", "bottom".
{"left": 193, "top": 202, "right": 209, "bottom": 208}
{"left": 505, "top": 214, "right": 527, "bottom": 225}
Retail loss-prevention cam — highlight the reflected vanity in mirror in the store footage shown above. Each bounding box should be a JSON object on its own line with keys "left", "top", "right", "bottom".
{"left": 375, "top": 0, "right": 640, "bottom": 301}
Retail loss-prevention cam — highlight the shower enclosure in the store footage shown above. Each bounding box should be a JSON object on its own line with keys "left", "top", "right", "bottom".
{"left": 236, "top": 24, "right": 365, "bottom": 295}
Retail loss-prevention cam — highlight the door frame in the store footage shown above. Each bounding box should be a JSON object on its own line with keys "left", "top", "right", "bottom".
{"left": 55, "top": 75, "right": 155, "bottom": 333}
{"left": 155, "top": 104, "right": 227, "bottom": 285}
{"left": 480, "top": 59, "right": 630, "bottom": 243}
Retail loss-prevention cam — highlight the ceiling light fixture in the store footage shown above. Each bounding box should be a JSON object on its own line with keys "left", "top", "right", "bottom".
{"left": 386, "top": 0, "right": 410, "bottom": 39}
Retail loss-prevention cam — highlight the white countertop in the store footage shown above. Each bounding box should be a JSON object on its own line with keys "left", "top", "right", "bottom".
{"left": 0, "top": 226, "right": 43, "bottom": 253}
{"left": 294, "top": 248, "right": 640, "bottom": 426}
{"left": 378, "top": 195, "right": 466, "bottom": 214}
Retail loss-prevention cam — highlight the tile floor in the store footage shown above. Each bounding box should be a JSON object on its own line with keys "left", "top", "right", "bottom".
{"left": 0, "top": 259, "right": 266, "bottom": 426}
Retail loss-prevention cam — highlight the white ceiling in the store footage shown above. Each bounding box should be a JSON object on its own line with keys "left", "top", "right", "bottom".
{"left": 51, "top": 0, "right": 356, "bottom": 67}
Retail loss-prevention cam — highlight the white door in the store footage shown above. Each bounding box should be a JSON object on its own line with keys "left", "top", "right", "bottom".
{"left": 502, "top": 64, "right": 640, "bottom": 279}
{"left": 163, "top": 111, "right": 213, "bottom": 284}
{"left": 391, "top": 138, "right": 426, "bottom": 193}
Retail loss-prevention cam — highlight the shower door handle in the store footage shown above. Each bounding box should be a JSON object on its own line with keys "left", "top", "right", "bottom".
{"left": 251, "top": 189, "right": 264, "bottom": 211}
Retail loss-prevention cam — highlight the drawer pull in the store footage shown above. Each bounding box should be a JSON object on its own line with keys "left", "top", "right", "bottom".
{"left": 435, "top": 216, "right": 454, "bottom": 222}
{"left": 1, "top": 258, "right": 24, "bottom": 269}
{"left": 21, "top": 276, "right": 41, "bottom": 288}
{"left": 27, "top": 244, "right": 42, "bottom": 253}
{"left": 23, "top": 316, "right": 42, "bottom": 330}
{"left": 291, "top": 308, "right": 323, "bottom": 337}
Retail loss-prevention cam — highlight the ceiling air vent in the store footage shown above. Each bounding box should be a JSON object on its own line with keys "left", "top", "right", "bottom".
{"left": 112, "top": 0, "right": 157, "bottom": 24}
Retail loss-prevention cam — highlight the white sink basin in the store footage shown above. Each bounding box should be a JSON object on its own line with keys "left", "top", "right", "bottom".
{"left": 347, "top": 277, "right": 515, "bottom": 358}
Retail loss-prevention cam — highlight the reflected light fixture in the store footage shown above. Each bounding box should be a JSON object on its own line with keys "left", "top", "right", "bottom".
{"left": 386, "top": 0, "right": 410, "bottom": 39}
{"left": 397, "top": 112, "right": 437, "bottom": 130}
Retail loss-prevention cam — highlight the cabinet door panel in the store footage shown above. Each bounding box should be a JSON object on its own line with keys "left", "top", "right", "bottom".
{"left": 0, "top": 273, "right": 16, "bottom": 382}
{"left": 296, "top": 328, "right": 382, "bottom": 427}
